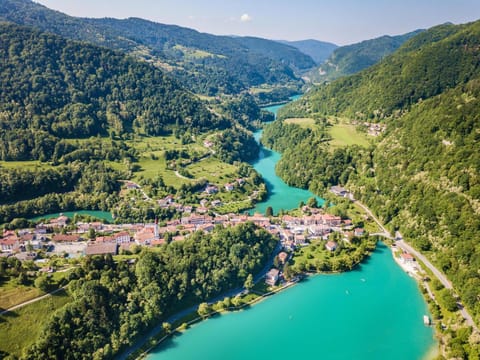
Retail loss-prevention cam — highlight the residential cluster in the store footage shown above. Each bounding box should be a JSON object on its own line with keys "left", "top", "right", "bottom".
{"left": 0, "top": 201, "right": 368, "bottom": 284}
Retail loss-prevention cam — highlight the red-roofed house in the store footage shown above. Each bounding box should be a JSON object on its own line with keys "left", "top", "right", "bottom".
{"left": 325, "top": 241, "right": 338, "bottom": 252}
{"left": 401, "top": 253, "right": 415, "bottom": 263}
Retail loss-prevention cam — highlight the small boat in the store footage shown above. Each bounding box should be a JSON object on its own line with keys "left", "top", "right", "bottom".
{"left": 423, "top": 315, "right": 431, "bottom": 325}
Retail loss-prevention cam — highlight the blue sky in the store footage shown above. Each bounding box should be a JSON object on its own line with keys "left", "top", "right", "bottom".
{"left": 35, "top": 0, "right": 480, "bottom": 45}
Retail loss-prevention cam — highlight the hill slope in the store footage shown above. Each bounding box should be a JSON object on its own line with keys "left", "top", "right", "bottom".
{"left": 0, "top": 23, "right": 224, "bottom": 160}
{"left": 278, "top": 39, "right": 338, "bottom": 64}
{"left": 263, "top": 20, "right": 480, "bottom": 340}
{"left": 0, "top": 0, "right": 316, "bottom": 94}
{"left": 306, "top": 29, "right": 423, "bottom": 83}
{"left": 281, "top": 22, "right": 480, "bottom": 120}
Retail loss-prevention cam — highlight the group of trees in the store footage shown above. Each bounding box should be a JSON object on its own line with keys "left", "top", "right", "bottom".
{"left": 0, "top": 23, "right": 226, "bottom": 161}
{"left": 266, "top": 20, "right": 480, "bottom": 354}
{"left": 0, "top": 163, "right": 122, "bottom": 223}
{"left": 214, "top": 127, "right": 260, "bottom": 164}
{"left": 25, "top": 223, "right": 278, "bottom": 359}
{"left": 219, "top": 94, "right": 273, "bottom": 129}
{"left": 261, "top": 120, "right": 369, "bottom": 193}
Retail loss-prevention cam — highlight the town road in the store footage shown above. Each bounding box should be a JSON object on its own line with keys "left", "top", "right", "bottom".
{"left": 396, "top": 239, "right": 478, "bottom": 331}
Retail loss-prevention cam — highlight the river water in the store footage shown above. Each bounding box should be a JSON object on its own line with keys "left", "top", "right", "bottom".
{"left": 250, "top": 99, "right": 323, "bottom": 215}
{"left": 147, "top": 99, "right": 437, "bottom": 360}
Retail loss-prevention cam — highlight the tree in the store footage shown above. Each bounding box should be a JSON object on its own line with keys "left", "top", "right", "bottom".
{"left": 17, "top": 272, "right": 29, "bottom": 285}
{"left": 244, "top": 274, "right": 254, "bottom": 291}
{"left": 265, "top": 206, "right": 273, "bottom": 217}
{"left": 88, "top": 228, "right": 96, "bottom": 240}
{"left": 34, "top": 275, "right": 51, "bottom": 292}
{"left": 162, "top": 322, "right": 172, "bottom": 334}
{"left": 197, "top": 302, "right": 211, "bottom": 318}
{"left": 307, "top": 197, "right": 318, "bottom": 208}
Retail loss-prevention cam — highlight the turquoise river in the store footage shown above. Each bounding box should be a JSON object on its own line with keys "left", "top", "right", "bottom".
{"left": 147, "top": 100, "right": 437, "bottom": 359}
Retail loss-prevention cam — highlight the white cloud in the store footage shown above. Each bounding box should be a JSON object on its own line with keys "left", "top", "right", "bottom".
{"left": 240, "top": 13, "right": 252, "bottom": 22}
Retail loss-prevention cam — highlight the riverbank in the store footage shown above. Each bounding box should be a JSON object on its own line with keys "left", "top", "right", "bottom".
{"left": 128, "top": 278, "right": 301, "bottom": 360}
{"left": 144, "top": 242, "right": 436, "bottom": 360}
{"left": 130, "top": 237, "right": 383, "bottom": 359}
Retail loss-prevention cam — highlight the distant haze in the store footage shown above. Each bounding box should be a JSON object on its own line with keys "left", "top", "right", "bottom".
{"left": 35, "top": 0, "right": 480, "bottom": 45}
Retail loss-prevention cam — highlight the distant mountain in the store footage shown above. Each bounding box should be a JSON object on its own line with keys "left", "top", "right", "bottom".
{"left": 0, "top": 0, "right": 317, "bottom": 95}
{"left": 306, "top": 29, "right": 423, "bottom": 83}
{"left": 280, "top": 22, "right": 478, "bottom": 120}
{"left": 278, "top": 39, "right": 338, "bottom": 64}
{"left": 0, "top": 23, "right": 225, "bottom": 161}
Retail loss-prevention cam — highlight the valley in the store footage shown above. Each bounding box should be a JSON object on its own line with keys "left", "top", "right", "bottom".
{"left": 0, "top": 1, "right": 479, "bottom": 359}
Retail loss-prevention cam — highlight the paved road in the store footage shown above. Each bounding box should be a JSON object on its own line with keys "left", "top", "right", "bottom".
{"left": 396, "top": 239, "right": 478, "bottom": 331}
{"left": 353, "top": 200, "right": 392, "bottom": 238}
{"left": 355, "top": 199, "right": 478, "bottom": 331}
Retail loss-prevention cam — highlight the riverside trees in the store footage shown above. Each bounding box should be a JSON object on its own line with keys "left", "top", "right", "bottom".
{"left": 25, "top": 222, "right": 277, "bottom": 359}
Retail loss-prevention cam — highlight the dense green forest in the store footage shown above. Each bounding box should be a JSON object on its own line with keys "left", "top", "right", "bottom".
{"left": 214, "top": 127, "right": 260, "bottom": 164}
{"left": 283, "top": 21, "right": 480, "bottom": 120}
{"left": 261, "top": 121, "right": 368, "bottom": 193}
{"left": 0, "top": 163, "right": 122, "bottom": 223}
{"left": 23, "top": 223, "right": 277, "bottom": 359}
{"left": 355, "top": 80, "right": 480, "bottom": 320}
{"left": 0, "top": 0, "right": 314, "bottom": 95}
{"left": 0, "top": 23, "right": 224, "bottom": 161}
{"left": 263, "top": 21, "right": 480, "bottom": 341}
{"left": 306, "top": 30, "right": 422, "bottom": 83}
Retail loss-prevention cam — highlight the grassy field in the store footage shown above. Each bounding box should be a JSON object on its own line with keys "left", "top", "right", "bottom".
{"left": 293, "top": 239, "right": 331, "bottom": 264}
{"left": 284, "top": 118, "right": 316, "bottom": 129}
{"left": 283, "top": 117, "right": 371, "bottom": 148}
{"left": 0, "top": 161, "right": 54, "bottom": 170}
{"left": 187, "top": 157, "right": 237, "bottom": 184}
{"left": 128, "top": 135, "right": 233, "bottom": 187}
{"left": 0, "top": 289, "right": 71, "bottom": 358}
{"left": 0, "top": 280, "right": 43, "bottom": 310}
{"left": 329, "top": 122, "right": 370, "bottom": 148}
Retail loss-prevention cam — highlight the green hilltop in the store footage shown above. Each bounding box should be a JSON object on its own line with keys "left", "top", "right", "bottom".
{"left": 281, "top": 21, "right": 480, "bottom": 120}
{"left": 262, "top": 20, "right": 480, "bottom": 349}
{"left": 306, "top": 29, "right": 423, "bottom": 84}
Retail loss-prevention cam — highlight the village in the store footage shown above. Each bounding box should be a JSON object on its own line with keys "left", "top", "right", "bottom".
{"left": 0, "top": 206, "right": 357, "bottom": 259}
{"left": 0, "top": 184, "right": 422, "bottom": 289}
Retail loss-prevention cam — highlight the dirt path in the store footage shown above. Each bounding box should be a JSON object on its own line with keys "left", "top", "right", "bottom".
{"left": 0, "top": 286, "right": 67, "bottom": 315}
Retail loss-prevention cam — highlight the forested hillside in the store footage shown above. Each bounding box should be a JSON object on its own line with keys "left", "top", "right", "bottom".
{"left": 0, "top": 0, "right": 315, "bottom": 95}
{"left": 357, "top": 80, "right": 480, "bottom": 321}
{"left": 281, "top": 22, "right": 480, "bottom": 120}
{"left": 306, "top": 29, "right": 423, "bottom": 83}
{"left": 0, "top": 23, "right": 223, "bottom": 161}
{"left": 263, "top": 21, "right": 480, "bottom": 338}
{"left": 24, "top": 223, "right": 277, "bottom": 359}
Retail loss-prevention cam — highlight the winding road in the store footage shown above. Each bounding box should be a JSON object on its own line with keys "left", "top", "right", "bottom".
{"left": 396, "top": 239, "right": 478, "bottom": 331}
{"left": 354, "top": 199, "right": 478, "bottom": 332}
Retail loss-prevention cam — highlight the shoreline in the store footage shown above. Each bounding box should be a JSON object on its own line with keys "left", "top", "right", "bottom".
{"left": 132, "top": 279, "right": 300, "bottom": 359}
{"left": 390, "top": 245, "right": 440, "bottom": 360}
{"left": 130, "top": 244, "right": 377, "bottom": 359}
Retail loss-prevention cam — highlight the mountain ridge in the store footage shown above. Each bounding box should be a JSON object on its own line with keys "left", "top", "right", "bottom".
{"left": 0, "top": 0, "right": 316, "bottom": 94}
